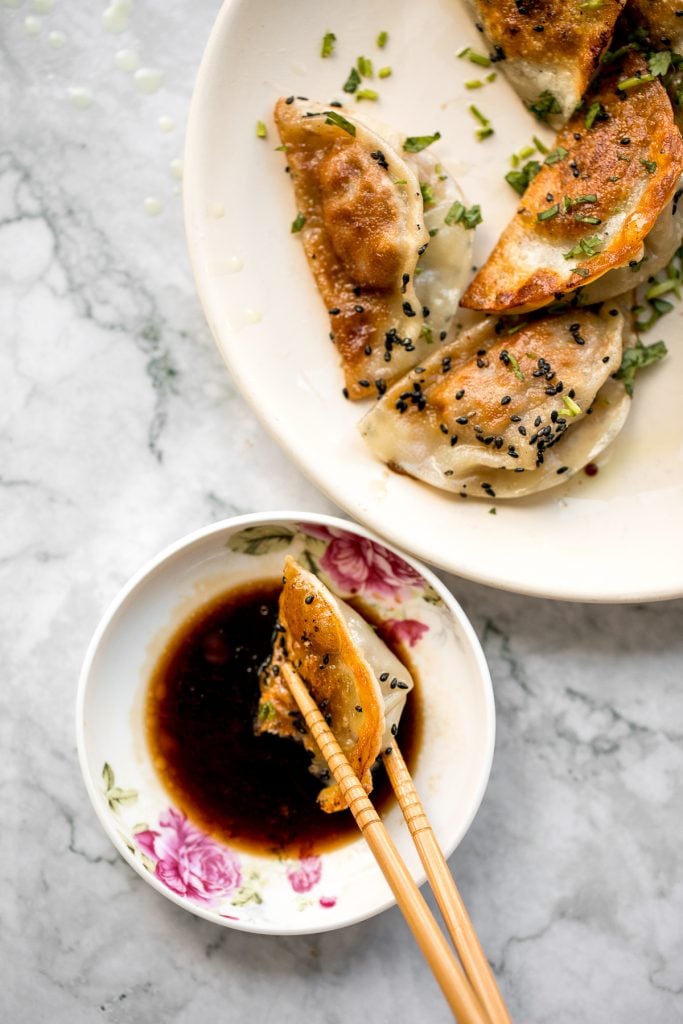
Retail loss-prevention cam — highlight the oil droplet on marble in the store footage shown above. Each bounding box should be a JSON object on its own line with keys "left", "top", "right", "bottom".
{"left": 133, "top": 67, "right": 164, "bottom": 94}
{"left": 144, "top": 196, "right": 163, "bottom": 217}
{"left": 291, "top": 61, "right": 307, "bottom": 75}
{"left": 243, "top": 308, "right": 262, "bottom": 325}
{"left": 67, "top": 86, "right": 93, "bottom": 109}
{"left": 102, "top": 0, "right": 131, "bottom": 34}
{"left": 24, "top": 15, "right": 42, "bottom": 33}
{"left": 207, "top": 202, "right": 224, "bottom": 219}
{"left": 48, "top": 29, "right": 66, "bottom": 48}
{"left": 229, "top": 256, "right": 243, "bottom": 272}
{"left": 114, "top": 48, "right": 139, "bottom": 72}
{"left": 158, "top": 115, "right": 175, "bottom": 133}
{"left": 169, "top": 158, "right": 183, "bottom": 180}
{"left": 32, "top": 0, "right": 54, "bottom": 11}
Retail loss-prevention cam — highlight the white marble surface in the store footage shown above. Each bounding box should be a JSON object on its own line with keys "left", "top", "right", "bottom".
{"left": 2, "top": 2, "right": 682, "bottom": 1021}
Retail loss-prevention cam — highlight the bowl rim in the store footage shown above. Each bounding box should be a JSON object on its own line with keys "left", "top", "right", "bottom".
{"left": 76, "top": 510, "right": 496, "bottom": 935}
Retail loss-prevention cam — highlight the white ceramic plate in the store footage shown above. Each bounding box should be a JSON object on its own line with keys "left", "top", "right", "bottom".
{"left": 184, "top": 0, "right": 683, "bottom": 602}
{"left": 76, "top": 513, "right": 495, "bottom": 935}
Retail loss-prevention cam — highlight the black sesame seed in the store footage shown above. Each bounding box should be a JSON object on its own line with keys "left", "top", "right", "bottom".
{"left": 455, "top": 389, "right": 465, "bottom": 400}
{"left": 456, "top": 415, "right": 468, "bottom": 424}
{"left": 501, "top": 395, "right": 512, "bottom": 405}
{"left": 379, "top": 672, "right": 389, "bottom": 681}
{"left": 355, "top": 704, "right": 363, "bottom": 712}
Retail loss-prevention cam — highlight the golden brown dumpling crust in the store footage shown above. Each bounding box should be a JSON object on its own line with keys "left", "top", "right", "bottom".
{"left": 471, "top": 0, "right": 624, "bottom": 65}
{"left": 258, "top": 557, "right": 384, "bottom": 813}
{"left": 466, "top": 0, "right": 625, "bottom": 124}
{"left": 629, "top": 0, "right": 683, "bottom": 54}
{"left": 461, "top": 56, "right": 683, "bottom": 313}
{"left": 274, "top": 98, "right": 431, "bottom": 400}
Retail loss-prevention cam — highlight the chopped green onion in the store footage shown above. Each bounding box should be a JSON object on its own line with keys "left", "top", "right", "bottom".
{"left": 291, "top": 213, "right": 306, "bottom": 233}
{"left": 420, "top": 182, "right": 435, "bottom": 206}
{"left": 544, "top": 146, "right": 569, "bottom": 165}
{"left": 403, "top": 132, "right": 441, "bottom": 152}
{"left": 585, "top": 101, "right": 606, "bottom": 129}
{"left": 574, "top": 214, "right": 602, "bottom": 225}
{"left": 563, "top": 234, "right": 603, "bottom": 259}
{"left": 486, "top": 72, "right": 497, "bottom": 83}
{"left": 457, "top": 47, "right": 491, "bottom": 67}
{"left": 444, "top": 201, "right": 482, "bottom": 228}
{"left": 532, "top": 135, "right": 549, "bottom": 155}
{"left": 377, "top": 30, "right": 389, "bottom": 49}
{"left": 465, "top": 79, "right": 484, "bottom": 89}
{"left": 645, "top": 279, "right": 679, "bottom": 300}
{"left": 343, "top": 67, "right": 361, "bottom": 93}
{"left": 357, "top": 55, "right": 374, "bottom": 78}
{"left": 321, "top": 32, "right": 336, "bottom": 58}
{"left": 378, "top": 66, "right": 392, "bottom": 79}
{"left": 640, "top": 159, "right": 657, "bottom": 174}
{"left": 324, "top": 110, "right": 356, "bottom": 135}
{"left": 256, "top": 120, "right": 267, "bottom": 139}
{"left": 562, "top": 395, "right": 582, "bottom": 416}
{"left": 507, "top": 352, "right": 525, "bottom": 381}
{"left": 469, "top": 104, "right": 493, "bottom": 140}
{"left": 537, "top": 204, "right": 559, "bottom": 221}
{"left": 518, "top": 144, "right": 536, "bottom": 160}
{"left": 617, "top": 73, "right": 655, "bottom": 91}
{"left": 356, "top": 88, "right": 379, "bottom": 101}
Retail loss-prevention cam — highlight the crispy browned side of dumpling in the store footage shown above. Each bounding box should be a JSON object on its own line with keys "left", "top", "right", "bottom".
{"left": 629, "top": 0, "right": 683, "bottom": 54}
{"left": 464, "top": 0, "right": 626, "bottom": 126}
{"left": 461, "top": 55, "right": 683, "bottom": 314}
{"left": 258, "top": 557, "right": 386, "bottom": 813}
{"left": 360, "top": 308, "right": 630, "bottom": 499}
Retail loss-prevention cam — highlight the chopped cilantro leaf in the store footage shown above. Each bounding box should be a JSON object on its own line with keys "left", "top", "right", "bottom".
{"left": 343, "top": 67, "right": 361, "bottom": 93}
{"left": 529, "top": 90, "right": 561, "bottom": 123}
{"left": 545, "top": 146, "right": 569, "bottom": 165}
{"left": 505, "top": 160, "right": 541, "bottom": 195}
{"left": 648, "top": 51, "right": 672, "bottom": 77}
{"left": 616, "top": 340, "right": 668, "bottom": 396}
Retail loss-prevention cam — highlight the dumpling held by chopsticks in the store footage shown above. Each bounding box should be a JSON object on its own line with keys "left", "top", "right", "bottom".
{"left": 257, "top": 556, "right": 414, "bottom": 813}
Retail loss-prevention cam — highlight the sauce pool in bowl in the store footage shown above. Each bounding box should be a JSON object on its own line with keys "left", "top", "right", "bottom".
{"left": 145, "top": 579, "right": 421, "bottom": 858}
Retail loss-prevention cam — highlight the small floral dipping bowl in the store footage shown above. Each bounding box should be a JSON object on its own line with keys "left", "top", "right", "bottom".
{"left": 77, "top": 512, "right": 495, "bottom": 935}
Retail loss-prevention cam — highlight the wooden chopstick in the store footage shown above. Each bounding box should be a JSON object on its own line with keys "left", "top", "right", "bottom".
{"left": 382, "top": 743, "right": 511, "bottom": 1024}
{"left": 282, "top": 662, "right": 488, "bottom": 1024}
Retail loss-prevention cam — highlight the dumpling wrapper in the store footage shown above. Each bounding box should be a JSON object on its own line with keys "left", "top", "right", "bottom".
{"left": 361, "top": 308, "right": 630, "bottom": 499}
{"left": 463, "top": 0, "right": 625, "bottom": 128}
{"left": 461, "top": 55, "right": 683, "bottom": 314}
{"left": 629, "top": 1, "right": 683, "bottom": 55}
{"left": 257, "top": 556, "right": 414, "bottom": 813}
{"left": 274, "top": 98, "right": 472, "bottom": 399}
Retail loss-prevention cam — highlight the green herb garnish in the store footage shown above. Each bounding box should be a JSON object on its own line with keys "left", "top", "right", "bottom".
{"left": 377, "top": 30, "right": 389, "bottom": 49}
{"left": 357, "top": 55, "right": 374, "bottom": 77}
{"left": 256, "top": 120, "right": 267, "bottom": 139}
{"left": 563, "top": 234, "right": 603, "bottom": 259}
{"left": 537, "top": 204, "right": 559, "bottom": 221}
{"left": 258, "top": 701, "right": 277, "bottom": 723}
{"left": 640, "top": 159, "right": 657, "bottom": 174}
{"left": 648, "top": 51, "right": 672, "bottom": 77}
{"left": 420, "top": 182, "right": 435, "bottom": 207}
{"left": 529, "top": 90, "right": 561, "bottom": 123}
{"left": 324, "top": 110, "right": 356, "bottom": 135}
{"left": 545, "top": 146, "right": 569, "bottom": 165}
{"left": 505, "top": 160, "right": 541, "bottom": 195}
{"left": 403, "top": 131, "right": 441, "bottom": 152}
{"left": 291, "top": 213, "right": 306, "bottom": 233}
{"left": 469, "top": 104, "right": 494, "bottom": 140}
{"left": 444, "top": 201, "right": 482, "bottom": 229}
{"left": 356, "top": 88, "right": 379, "bottom": 101}
{"left": 585, "top": 101, "right": 606, "bottom": 129}
{"left": 562, "top": 395, "right": 582, "bottom": 416}
{"left": 617, "top": 73, "right": 655, "bottom": 91}
{"left": 343, "top": 67, "right": 361, "bottom": 93}
{"left": 457, "top": 46, "right": 491, "bottom": 67}
{"left": 378, "top": 66, "right": 392, "bottom": 78}
{"left": 616, "top": 340, "right": 668, "bottom": 396}
{"left": 321, "top": 32, "right": 336, "bottom": 58}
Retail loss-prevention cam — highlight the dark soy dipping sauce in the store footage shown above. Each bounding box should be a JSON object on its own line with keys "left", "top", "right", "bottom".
{"left": 146, "top": 580, "right": 422, "bottom": 858}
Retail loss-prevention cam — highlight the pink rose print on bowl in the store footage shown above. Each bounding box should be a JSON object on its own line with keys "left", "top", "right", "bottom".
{"left": 136, "top": 808, "right": 241, "bottom": 904}
{"left": 286, "top": 856, "right": 322, "bottom": 893}
{"left": 301, "top": 524, "right": 423, "bottom": 600}
{"left": 380, "top": 618, "right": 430, "bottom": 649}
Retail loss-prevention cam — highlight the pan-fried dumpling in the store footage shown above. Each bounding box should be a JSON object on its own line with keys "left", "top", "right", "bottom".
{"left": 629, "top": 1, "right": 683, "bottom": 54}
{"left": 462, "top": 0, "right": 626, "bottom": 128}
{"left": 360, "top": 309, "right": 630, "bottom": 499}
{"left": 461, "top": 56, "right": 683, "bottom": 314}
{"left": 257, "top": 556, "right": 414, "bottom": 813}
{"left": 274, "top": 98, "right": 473, "bottom": 399}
